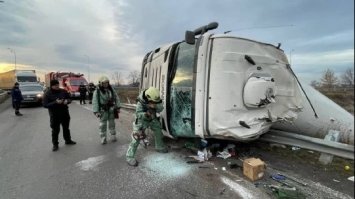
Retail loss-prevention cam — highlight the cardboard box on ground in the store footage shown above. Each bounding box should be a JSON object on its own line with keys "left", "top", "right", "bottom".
{"left": 243, "top": 158, "right": 266, "bottom": 181}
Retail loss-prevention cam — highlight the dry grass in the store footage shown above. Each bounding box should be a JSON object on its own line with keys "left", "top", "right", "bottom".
{"left": 317, "top": 87, "right": 354, "bottom": 115}
{"left": 116, "top": 87, "right": 139, "bottom": 104}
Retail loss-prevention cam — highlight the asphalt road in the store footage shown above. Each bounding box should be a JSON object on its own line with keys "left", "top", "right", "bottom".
{"left": 0, "top": 99, "right": 353, "bottom": 199}
{"left": 0, "top": 99, "right": 269, "bottom": 199}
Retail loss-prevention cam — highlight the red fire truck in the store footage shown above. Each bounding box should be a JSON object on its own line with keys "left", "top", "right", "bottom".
{"left": 45, "top": 72, "right": 88, "bottom": 97}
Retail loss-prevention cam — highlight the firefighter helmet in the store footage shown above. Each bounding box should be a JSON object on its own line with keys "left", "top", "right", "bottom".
{"left": 98, "top": 76, "right": 110, "bottom": 84}
{"left": 145, "top": 87, "right": 161, "bottom": 102}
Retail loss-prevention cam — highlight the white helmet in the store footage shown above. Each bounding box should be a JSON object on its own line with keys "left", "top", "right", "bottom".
{"left": 98, "top": 76, "right": 110, "bottom": 84}
{"left": 145, "top": 87, "right": 161, "bottom": 102}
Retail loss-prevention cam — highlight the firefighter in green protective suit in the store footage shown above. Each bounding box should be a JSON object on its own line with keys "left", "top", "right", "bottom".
{"left": 92, "top": 76, "right": 121, "bottom": 144}
{"left": 126, "top": 87, "right": 168, "bottom": 166}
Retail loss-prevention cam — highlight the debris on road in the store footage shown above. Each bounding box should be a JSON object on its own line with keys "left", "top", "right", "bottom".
{"left": 291, "top": 146, "right": 301, "bottom": 151}
{"left": 344, "top": 165, "right": 350, "bottom": 171}
{"left": 216, "top": 144, "right": 237, "bottom": 159}
{"left": 243, "top": 157, "right": 266, "bottom": 181}
{"left": 270, "top": 185, "right": 306, "bottom": 199}
{"left": 276, "top": 173, "right": 308, "bottom": 186}
{"left": 270, "top": 174, "right": 293, "bottom": 188}
{"left": 197, "top": 148, "right": 212, "bottom": 161}
{"left": 217, "top": 151, "right": 231, "bottom": 159}
{"left": 348, "top": 176, "right": 354, "bottom": 182}
{"left": 271, "top": 174, "right": 286, "bottom": 181}
{"left": 197, "top": 150, "right": 205, "bottom": 160}
{"left": 200, "top": 139, "right": 208, "bottom": 148}
{"left": 180, "top": 138, "right": 352, "bottom": 198}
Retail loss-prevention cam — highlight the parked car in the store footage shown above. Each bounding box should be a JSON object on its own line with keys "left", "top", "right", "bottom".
{"left": 20, "top": 84, "right": 45, "bottom": 105}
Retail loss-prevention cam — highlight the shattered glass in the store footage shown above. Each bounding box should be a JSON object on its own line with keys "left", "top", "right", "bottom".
{"left": 169, "top": 42, "right": 195, "bottom": 137}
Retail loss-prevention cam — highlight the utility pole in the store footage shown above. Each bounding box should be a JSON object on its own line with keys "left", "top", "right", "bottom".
{"left": 84, "top": 54, "right": 90, "bottom": 82}
{"left": 7, "top": 48, "right": 16, "bottom": 70}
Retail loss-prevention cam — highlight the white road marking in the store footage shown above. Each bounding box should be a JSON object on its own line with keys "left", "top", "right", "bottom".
{"left": 221, "top": 176, "right": 256, "bottom": 199}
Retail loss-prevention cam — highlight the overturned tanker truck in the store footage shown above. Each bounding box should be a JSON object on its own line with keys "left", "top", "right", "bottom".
{"left": 140, "top": 22, "right": 354, "bottom": 148}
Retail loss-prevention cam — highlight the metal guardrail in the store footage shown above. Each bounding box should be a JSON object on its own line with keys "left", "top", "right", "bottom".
{"left": 120, "top": 103, "right": 354, "bottom": 160}
{"left": 121, "top": 103, "right": 136, "bottom": 110}
{"left": 0, "top": 91, "right": 9, "bottom": 104}
{"left": 260, "top": 129, "right": 354, "bottom": 160}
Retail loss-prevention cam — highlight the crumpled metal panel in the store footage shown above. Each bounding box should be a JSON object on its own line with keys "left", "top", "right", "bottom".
{"left": 207, "top": 37, "right": 303, "bottom": 141}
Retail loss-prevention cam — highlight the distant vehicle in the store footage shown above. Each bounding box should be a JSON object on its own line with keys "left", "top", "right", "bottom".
{"left": 0, "top": 70, "right": 38, "bottom": 90}
{"left": 45, "top": 72, "right": 88, "bottom": 97}
{"left": 141, "top": 22, "right": 354, "bottom": 144}
{"left": 20, "top": 83, "right": 44, "bottom": 105}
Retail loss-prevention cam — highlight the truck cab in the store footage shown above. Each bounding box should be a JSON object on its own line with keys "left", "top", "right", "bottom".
{"left": 45, "top": 72, "right": 88, "bottom": 98}
{"left": 16, "top": 70, "right": 37, "bottom": 84}
{"left": 62, "top": 77, "right": 88, "bottom": 97}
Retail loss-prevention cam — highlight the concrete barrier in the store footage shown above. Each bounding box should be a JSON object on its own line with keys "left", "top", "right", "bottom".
{"left": 0, "top": 92, "right": 9, "bottom": 104}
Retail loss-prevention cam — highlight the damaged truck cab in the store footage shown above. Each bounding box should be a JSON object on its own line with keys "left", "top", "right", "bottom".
{"left": 141, "top": 22, "right": 303, "bottom": 141}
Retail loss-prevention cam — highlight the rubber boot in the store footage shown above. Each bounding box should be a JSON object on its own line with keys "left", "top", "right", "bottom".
{"left": 101, "top": 137, "right": 107, "bottom": 145}
{"left": 126, "top": 158, "right": 138, "bottom": 167}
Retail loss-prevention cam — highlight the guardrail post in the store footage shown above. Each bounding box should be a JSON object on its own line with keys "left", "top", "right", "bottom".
{"left": 319, "top": 130, "right": 340, "bottom": 165}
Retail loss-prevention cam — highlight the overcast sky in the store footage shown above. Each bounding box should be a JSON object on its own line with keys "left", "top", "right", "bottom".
{"left": 0, "top": 0, "right": 353, "bottom": 84}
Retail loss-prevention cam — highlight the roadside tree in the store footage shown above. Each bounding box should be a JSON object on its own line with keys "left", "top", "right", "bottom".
{"left": 128, "top": 70, "right": 140, "bottom": 87}
{"left": 341, "top": 67, "right": 354, "bottom": 87}
{"left": 111, "top": 71, "right": 123, "bottom": 86}
{"left": 320, "top": 68, "right": 338, "bottom": 91}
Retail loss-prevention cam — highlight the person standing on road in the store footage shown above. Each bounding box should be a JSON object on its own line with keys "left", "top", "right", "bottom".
{"left": 43, "top": 79, "right": 76, "bottom": 151}
{"left": 88, "top": 82, "right": 96, "bottom": 104}
{"left": 92, "top": 76, "right": 121, "bottom": 144}
{"left": 78, "top": 82, "right": 87, "bottom": 105}
{"left": 11, "top": 82, "right": 23, "bottom": 116}
{"left": 126, "top": 87, "right": 168, "bottom": 167}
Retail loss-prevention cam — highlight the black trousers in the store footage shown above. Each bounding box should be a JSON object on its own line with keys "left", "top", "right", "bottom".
{"left": 50, "top": 114, "right": 71, "bottom": 146}
{"left": 80, "top": 94, "right": 86, "bottom": 104}
{"left": 88, "top": 93, "right": 93, "bottom": 101}
{"left": 13, "top": 102, "right": 21, "bottom": 114}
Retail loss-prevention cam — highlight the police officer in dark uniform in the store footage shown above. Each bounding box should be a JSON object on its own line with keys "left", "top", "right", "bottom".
{"left": 88, "top": 82, "right": 96, "bottom": 104}
{"left": 43, "top": 79, "right": 76, "bottom": 151}
{"left": 11, "top": 82, "right": 23, "bottom": 116}
{"left": 78, "top": 82, "right": 87, "bottom": 105}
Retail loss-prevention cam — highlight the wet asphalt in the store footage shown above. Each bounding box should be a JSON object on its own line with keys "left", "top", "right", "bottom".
{"left": 0, "top": 99, "right": 270, "bottom": 199}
